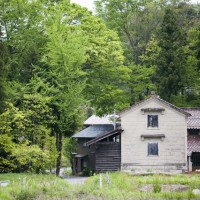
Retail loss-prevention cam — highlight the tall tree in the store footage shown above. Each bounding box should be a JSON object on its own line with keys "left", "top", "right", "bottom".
{"left": 31, "top": 2, "right": 87, "bottom": 175}
{"left": 65, "top": 3, "right": 131, "bottom": 114}
{"left": 155, "top": 6, "right": 188, "bottom": 100}
{"left": 0, "top": 0, "right": 46, "bottom": 83}
{"left": 95, "top": 0, "right": 164, "bottom": 64}
{"left": 0, "top": 42, "right": 8, "bottom": 113}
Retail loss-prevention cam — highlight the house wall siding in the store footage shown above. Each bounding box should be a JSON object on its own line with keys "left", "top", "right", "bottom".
{"left": 121, "top": 99, "right": 187, "bottom": 173}
{"left": 76, "top": 139, "right": 96, "bottom": 172}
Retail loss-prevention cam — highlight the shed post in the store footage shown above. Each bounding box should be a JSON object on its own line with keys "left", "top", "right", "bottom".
{"left": 188, "top": 156, "right": 192, "bottom": 172}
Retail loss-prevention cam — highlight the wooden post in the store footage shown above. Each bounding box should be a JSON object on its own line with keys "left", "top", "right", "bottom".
{"left": 106, "top": 172, "right": 110, "bottom": 185}
{"left": 100, "top": 173, "right": 102, "bottom": 188}
{"left": 188, "top": 156, "right": 192, "bottom": 172}
{"left": 114, "top": 109, "right": 116, "bottom": 130}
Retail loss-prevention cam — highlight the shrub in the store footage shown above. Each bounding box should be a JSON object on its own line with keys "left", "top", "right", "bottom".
{"left": 82, "top": 167, "right": 94, "bottom": 176}
{"left": 153, "top": 178, "right": 161, "bottom": 193}
{"left": 15, "top": 189, "right": 37, "bottom": 200}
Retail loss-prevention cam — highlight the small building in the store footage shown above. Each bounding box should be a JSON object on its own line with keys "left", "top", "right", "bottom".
{"left": 72, "top": 94, "right": 200, "bottom": 173}
{"left": 72, "top": 115, "right": 122, "bottom": 173}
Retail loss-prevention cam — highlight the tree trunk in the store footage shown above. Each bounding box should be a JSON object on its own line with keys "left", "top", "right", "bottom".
{"left": 56, "top": 132, "right": 62, "bottom": 176}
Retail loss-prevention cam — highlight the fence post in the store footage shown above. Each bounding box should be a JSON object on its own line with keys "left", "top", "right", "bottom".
{"left": 100, "top": 173, "right": 102, "bottom": 188}
{"left": 106, "top": 172, "right": 110, "bottom": 185}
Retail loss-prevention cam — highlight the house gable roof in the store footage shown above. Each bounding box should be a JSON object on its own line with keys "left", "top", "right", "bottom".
{"left": 119, "top": 94, "right": 191, "bottom": 117}
{"left": 72, "top": 125, "right": 114, "bottom": 138}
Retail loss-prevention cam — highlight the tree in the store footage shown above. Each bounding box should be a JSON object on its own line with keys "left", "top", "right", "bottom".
{"left": 0, "top": 0, "right": 46, "bottom": 84}
{"left": 0, "top": 102, "right": 58, "bottom": 173}
{"left": 30, "top": 1, "right": 87, "bottom": 175}
{"left": 0, "top": 0, "right": 132, "bottom": 174}
{"left": 66, "top": 3, "right": 131, "bottom": 114}
{"left": 95, "top": 0, "right": 164, "bottom": 64}
{"left": 127, "top": 36, "right": 159, "bottom": 103}
{"left": 155, "top": 6, "right": 188, "bottom": 100}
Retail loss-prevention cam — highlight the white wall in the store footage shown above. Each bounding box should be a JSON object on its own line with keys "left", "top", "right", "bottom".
{"left": 121, "top": 98, "right": 187, "bottom": 173}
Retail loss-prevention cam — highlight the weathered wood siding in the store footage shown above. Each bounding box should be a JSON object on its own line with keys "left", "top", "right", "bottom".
{"left": 121, "top": 98, "right": 187, "bottom": 173}
{"left": 76, "top": 139, "right": 96, "bottom": 172}
{"left": 95, "top": 142, "right": 121, "bottom": 172}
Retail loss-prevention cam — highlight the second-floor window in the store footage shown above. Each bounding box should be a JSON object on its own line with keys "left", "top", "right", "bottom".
{"left": 148, "top": 115, "right": 158, "bottom": 128}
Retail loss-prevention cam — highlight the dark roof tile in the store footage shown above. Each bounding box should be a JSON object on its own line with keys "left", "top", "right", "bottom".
{"left": 182, "top": 108, "right": 200, "bottom": 129}
{"left": 72, "top": 125, "right": 114, "bottom": 138}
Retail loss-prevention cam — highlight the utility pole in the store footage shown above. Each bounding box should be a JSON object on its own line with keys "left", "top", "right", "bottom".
{"left": 113, "top": 109, "right": 116, "bottom": 130}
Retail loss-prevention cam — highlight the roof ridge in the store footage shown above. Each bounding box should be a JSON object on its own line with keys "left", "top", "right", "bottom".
{"left": 119, "top": 95, "right": 191, "bottom": 117}
{"left": 155, "top": 97, "right": 191, "bottom": 116}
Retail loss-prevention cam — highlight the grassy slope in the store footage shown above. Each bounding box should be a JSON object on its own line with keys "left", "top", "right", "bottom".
{"left": 1, "top": 173, "right": 200, "bottom": 199}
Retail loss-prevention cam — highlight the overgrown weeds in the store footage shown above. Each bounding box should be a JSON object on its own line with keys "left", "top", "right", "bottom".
{"left": 1, "top": 173, "right": 200, "bottom": 199}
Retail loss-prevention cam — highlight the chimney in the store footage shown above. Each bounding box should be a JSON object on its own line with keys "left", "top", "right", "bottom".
{"left": 151, "top": 91, "right": 159, "bottom": 98}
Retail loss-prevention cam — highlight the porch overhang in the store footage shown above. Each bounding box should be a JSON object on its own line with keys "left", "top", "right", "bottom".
{"left": 75, "top": 154, "right": 87, "bottom": 158}
{"left": 85, "top": 128, "right": 123, "bottom": 147}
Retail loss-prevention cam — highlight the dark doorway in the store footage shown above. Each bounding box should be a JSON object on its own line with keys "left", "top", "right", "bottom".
{"left": 191, "top": 152, "right": 200, "bottom": 171}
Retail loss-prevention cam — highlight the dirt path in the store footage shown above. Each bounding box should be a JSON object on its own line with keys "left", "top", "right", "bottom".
{"left": 65, "top": 176, "right": 88, "bottom": 185}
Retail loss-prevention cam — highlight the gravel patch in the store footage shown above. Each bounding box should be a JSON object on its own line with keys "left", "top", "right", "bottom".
{"left": 140, "top": 184, "right": 189, "bottom": 192}
{"left": 65, "top": 176, "right": 88, "bottom": 185}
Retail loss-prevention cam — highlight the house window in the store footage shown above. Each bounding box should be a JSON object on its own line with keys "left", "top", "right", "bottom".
{"left": 148, "top": 115, "right": 158, "bottom": 128}
{"left": 148, "top": 143, "right": 158, "bottom": 156}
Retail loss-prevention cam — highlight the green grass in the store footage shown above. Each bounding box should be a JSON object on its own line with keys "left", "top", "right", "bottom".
{"left": 0, "top": 173, "right": 70, "bottom": 200}
{"left": 0, "top": 172, "right": 200, "bottom": 199}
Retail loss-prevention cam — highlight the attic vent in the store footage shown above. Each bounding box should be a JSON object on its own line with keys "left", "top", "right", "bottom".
{"left": 141, "top": 134, "right": 165, "bottom": 141}
{"left": 141, "top": 108, "right": 165, "bottom": 114}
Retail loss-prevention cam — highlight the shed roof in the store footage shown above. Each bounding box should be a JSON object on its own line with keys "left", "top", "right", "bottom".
{"left": 187, "top": 135, "right": 200, "bottom": 156}
{"left": 85, "top": 128, "right": 123, "bottom": 146}
{"left": 182, "top": 108, "right": 200, "bottom": 129}
{"left": 72, "top": 125, "right": 114, "bottom": 138}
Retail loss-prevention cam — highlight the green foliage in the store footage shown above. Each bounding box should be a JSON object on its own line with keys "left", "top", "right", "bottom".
{"left": 82, "top": 167, "right": 94, "bottom": 177}
{"left": 155, "top": 6, "right": 188, "bottom": 100}
{"left": 65, "top": 3, "right": 131, "bottom": 114}
{"left": 0, "top": 0, "right": 47, "bottom": 83}
{"left": 96, "top": 0, "right": 163, "bottom": 64}
{"left": 128, "top": 64, "right": 157, "bottom": 103}
{"left": 15, "top": 190, "right": 37, "bottom": 200}
{"left": 1, "top": 0, "right": 131, "bottom": 174}
{"left": 63, "top": 137, "right": 77, "bottom": 168}
{"left": 12, "top": 143, "right": 54, "bottom": 173}
{"left": 153, "top": 178, "right": 162, "bottom": 193}
{"left": 0, "top": 0, "right": 199, "bottom": 175}
{"left": 0, "top": 173, "right": 70, "bottom": 200}
{"left": 0, "top": 135, "right": 16, "bottom": 173}
{"left": 96, "top": 0, "right": 200, "bottom": 106}
{"left": 0, "top": 134, "right": 56, "bottom": 173}
{"left": 0, "top": 103, "right": 25, "bottom": 138}
{"left": 1, "top": 173, "right": 200, "bottom": 199}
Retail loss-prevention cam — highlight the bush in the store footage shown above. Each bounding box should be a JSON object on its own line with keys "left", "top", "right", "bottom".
{"left": 153, "top": 178, "right": 161, "bottom": 193}
{"left": 82, "top": 167, "right": 94, "bottom": 176}
{"left": 15, "top": 190, "right": 37, "bottom": 200}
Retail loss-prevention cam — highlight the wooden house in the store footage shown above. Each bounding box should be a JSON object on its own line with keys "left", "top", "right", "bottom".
{"left": 72, "top": 94, "right": 200, "bottom": 173}
{"left": 72, "top": 115, "right": 122, "bottom": 173}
